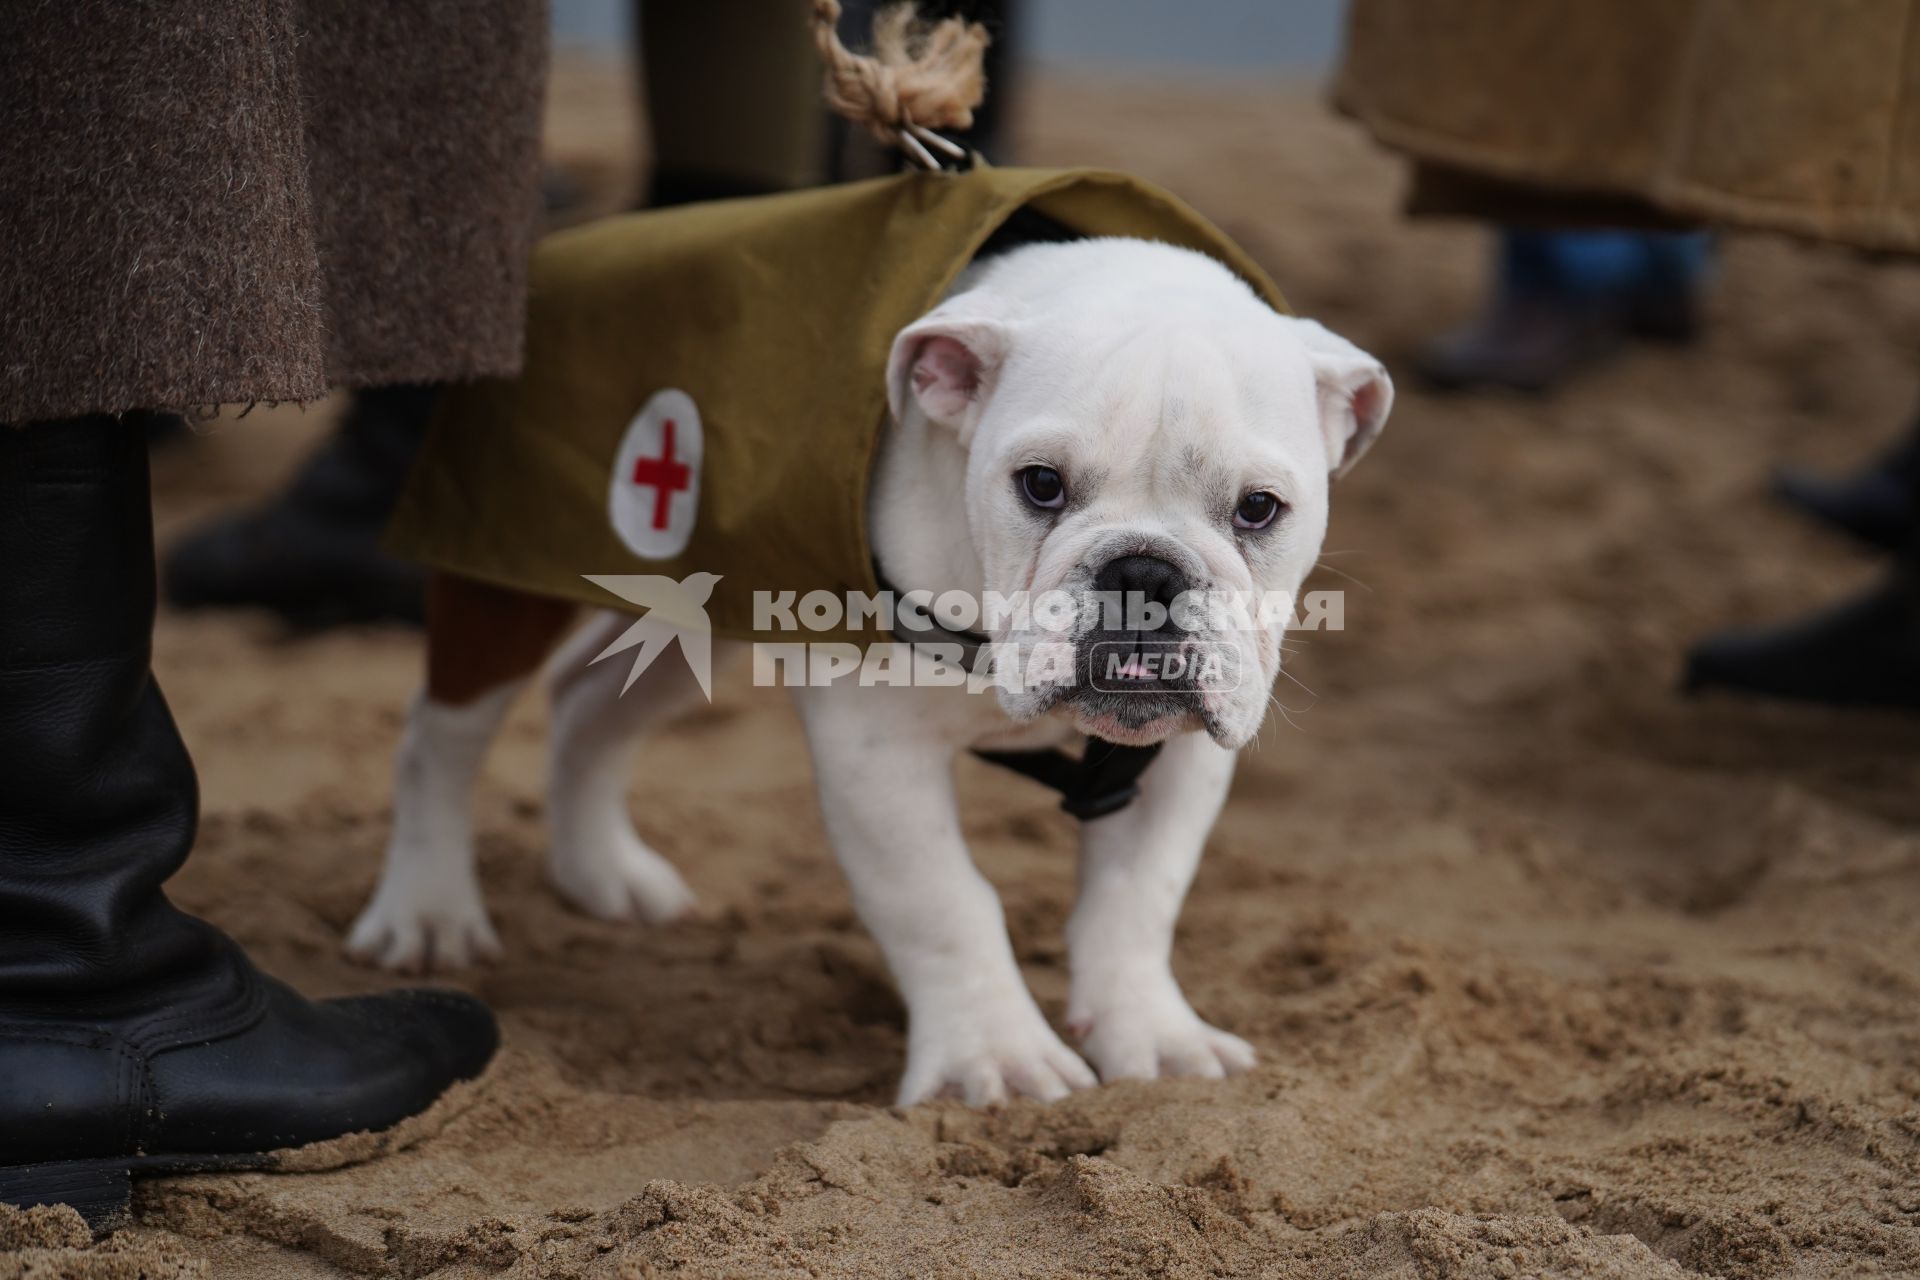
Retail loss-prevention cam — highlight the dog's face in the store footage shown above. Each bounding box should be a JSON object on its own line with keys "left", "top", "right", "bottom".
{"left": 887, "top": 240, "right": 1391, "bottom": 750}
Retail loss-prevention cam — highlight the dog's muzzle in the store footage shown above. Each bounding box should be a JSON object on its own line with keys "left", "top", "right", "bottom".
{"left": 1070, "top": 554, "right": 1215, "bottom": 722}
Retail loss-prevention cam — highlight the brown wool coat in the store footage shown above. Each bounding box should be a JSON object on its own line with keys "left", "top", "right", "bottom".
{"left": 0, "top": 1, "right": 549, "bottom": 423}
{"left": 1335, "top": 0, "right": 1920, "bottom": 255}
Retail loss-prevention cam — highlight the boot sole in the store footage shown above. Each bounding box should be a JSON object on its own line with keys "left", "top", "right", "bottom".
{"left": 0, "top": 1151, "right": 273, "bottom": 1232}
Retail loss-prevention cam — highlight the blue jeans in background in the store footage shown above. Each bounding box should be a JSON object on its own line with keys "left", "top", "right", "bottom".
{"left": 1501, "top": 229, "right": 1714, "bottom": 307}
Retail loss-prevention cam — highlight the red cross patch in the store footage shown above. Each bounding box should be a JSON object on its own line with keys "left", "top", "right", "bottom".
{"left": 610, "top": 389, "right": 702, "bottom": 558}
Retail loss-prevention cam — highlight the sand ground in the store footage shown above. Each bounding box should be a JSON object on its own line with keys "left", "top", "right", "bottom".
{"left": 7, "top": 65, "right": 1920, "bottom": 1279}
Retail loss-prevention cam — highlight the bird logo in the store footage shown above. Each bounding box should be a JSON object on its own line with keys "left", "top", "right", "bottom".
{"left": 580, "top": 572, "right": 723, "bottom": 699}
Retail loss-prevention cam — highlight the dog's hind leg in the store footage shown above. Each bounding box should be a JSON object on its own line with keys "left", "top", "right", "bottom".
{"left": 543, "top": 611, "right": 712, "bottom": 924}
{"left": 349, "top": 573, "right": 575, "bottom": 972}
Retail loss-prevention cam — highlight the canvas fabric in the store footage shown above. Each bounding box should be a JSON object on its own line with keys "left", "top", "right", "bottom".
{"left": 1335, "top": 0, "right": 1920, "bottom": 255}
{"left": 387, "top": 166, "right": 1288, "bottom": 643}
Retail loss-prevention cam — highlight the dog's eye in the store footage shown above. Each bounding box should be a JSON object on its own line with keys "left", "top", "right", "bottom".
{"left": 1233, "top": 491, "right": 1283, "bottom": 530}
{"left": 1019, "top": 465, "right": 1066, "bottom": 510}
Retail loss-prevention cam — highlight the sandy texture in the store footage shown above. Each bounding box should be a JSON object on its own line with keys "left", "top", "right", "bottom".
{"left": 15, "top": 67, "right": 1920, "bottom": 1279}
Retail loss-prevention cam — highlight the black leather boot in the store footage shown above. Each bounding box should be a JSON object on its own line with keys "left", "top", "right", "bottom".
{"left": 162, "top": 384, "right": 437, "bottom": 628}
{"left": 1773, "top": 410, "right": 1920, "bottom": 553}
{"left": 0, "top": 415, "right": 497, "bottom": 1229}
{"left": 1683, "top": 471, "right": 1920, "bottom": 712}
{"left": 1682, "top": 577, "right": 1920, "bottom": 711}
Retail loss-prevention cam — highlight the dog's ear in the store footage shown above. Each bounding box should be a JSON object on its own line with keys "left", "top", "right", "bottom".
{"left": 887, "top": 302, "right": 1009, "bottom": 439}
{"left": 1285, "top": 318, "right": 1393, "bottom": 479}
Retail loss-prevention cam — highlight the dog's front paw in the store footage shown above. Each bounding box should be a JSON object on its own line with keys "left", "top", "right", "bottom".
{"left": 898, "top": 994, "right": 1096, "bottom": 1107}
{"left": 548, "top": 830, "right": 695, "bottom": 925}
{"left": 1069, "top": 982, "right": 1256, "bottom": 1083}
{"left": 346, "top": 872, "right": 502, "bottom": 973}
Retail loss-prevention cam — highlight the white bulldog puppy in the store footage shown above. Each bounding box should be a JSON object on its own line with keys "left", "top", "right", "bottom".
{"left": 348, "top": 236, "right": 1391, "bottom": 1107}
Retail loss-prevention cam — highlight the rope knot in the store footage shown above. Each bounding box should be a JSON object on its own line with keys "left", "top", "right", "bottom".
{"left": 811, "top": 0, "right": 990, "bottom": 163}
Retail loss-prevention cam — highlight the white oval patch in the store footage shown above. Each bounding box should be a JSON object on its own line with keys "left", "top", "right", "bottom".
{"left": 609, "top": 389, "right": 702, "bottom": 560}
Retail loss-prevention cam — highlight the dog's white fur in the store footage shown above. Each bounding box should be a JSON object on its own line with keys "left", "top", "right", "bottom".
{"left": 348, "top": 238, "right": 1391, "bottom": 1106}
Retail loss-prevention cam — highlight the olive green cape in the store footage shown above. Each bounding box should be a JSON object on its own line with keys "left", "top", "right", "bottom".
{"left": 388, "top": 166, "right": 1286, "bottom": 642}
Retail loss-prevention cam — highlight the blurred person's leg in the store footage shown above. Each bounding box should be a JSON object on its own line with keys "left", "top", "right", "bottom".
{"left": 929, "top": 0, "right": 1015, "bottom": 159}
{"left": 640, "top": 0, "right": 828, "bottom": 206}
{"left": 1419, "top": 228, "right": 1711, "bottom": 393}
{"left": 1629, "top": 229, "right": 1712, "bottom": 341}
{"left": 0, "top": 416, "right": 496, "bottom": 1226}
{"left": 1774, "top": 396, "right": 1920, "bottom": 554}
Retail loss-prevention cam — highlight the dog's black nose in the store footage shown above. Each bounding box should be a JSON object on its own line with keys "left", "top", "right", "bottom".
{"left": 1094, "top": 555, "right": 1189, "bottom": 631}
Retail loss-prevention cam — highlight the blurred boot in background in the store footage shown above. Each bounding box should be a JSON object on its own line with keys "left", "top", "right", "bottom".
{"left": 1418, "top": 228, "right": 1713, "bottom": 394}
{"left": 1682, "top": 570, "right": 1920, "bottom": 713}
{"left": 1774, "top": 399, "right": 1920, "bottom": 554}
{"left": 165, "top": 384, "right": 438, "bottom": 628}
{"left": 1685, "top": 460, "right": 1920, "bottom": 713}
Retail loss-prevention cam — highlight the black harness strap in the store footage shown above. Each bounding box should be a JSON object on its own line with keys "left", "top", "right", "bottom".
{"left": 878, "top": 566, "right": 1163, "bottom": 820}
{"left": 973, "top": 738, "right": 1163, "bottom": 822}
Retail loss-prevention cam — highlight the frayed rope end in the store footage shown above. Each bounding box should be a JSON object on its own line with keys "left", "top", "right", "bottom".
{"left": 810, "top": 0, "right": 990, "bottom": 153}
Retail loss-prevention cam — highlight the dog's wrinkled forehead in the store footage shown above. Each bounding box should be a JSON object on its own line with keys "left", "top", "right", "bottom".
{"left": 988, "top": 303, "right": 1324, "bottom": 500}
{"left": 888, "top": 237, "right": 1393, "bottom": 530}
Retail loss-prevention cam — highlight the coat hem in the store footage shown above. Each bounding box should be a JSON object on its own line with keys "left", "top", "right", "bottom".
{"left": 1333, "top": 92, "right": 1920, "bottom": 257}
